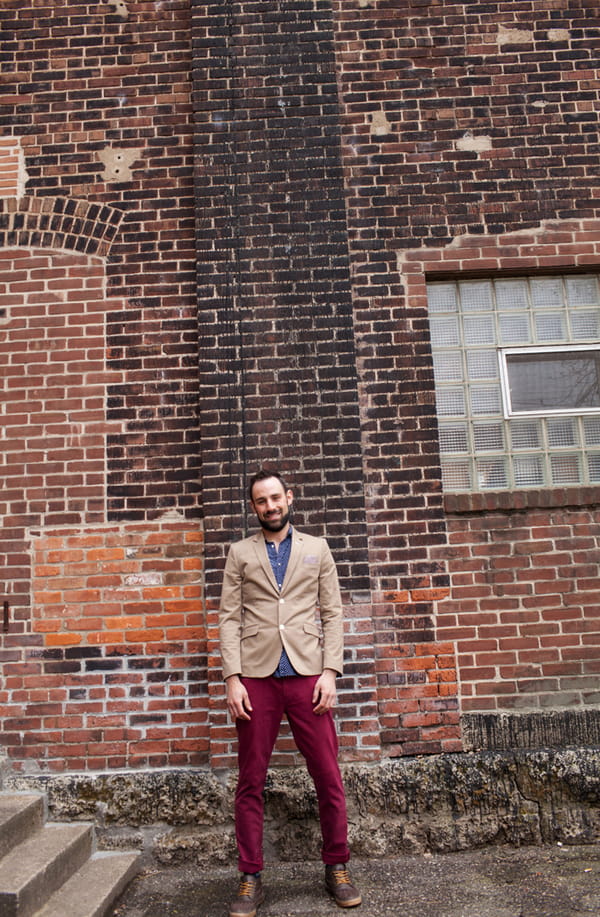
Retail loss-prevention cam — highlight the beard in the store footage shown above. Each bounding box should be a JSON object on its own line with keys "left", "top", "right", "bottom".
{"left": 258, "top": 509, "right": 291, "bottom": 533}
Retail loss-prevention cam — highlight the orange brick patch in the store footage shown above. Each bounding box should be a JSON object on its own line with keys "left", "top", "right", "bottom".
{"left": 7, "top": 520, "right": 208, "bottom": 771}
{"left": 377, "top": 640, "right": 462, "bottom": 756}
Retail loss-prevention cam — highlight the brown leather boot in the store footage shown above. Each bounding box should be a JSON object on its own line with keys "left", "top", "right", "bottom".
{"left": 229, "top": 873, "right": 264, "bottom": 917}
{"left": 325, "top": 864, "right": 362, "bottom": 907}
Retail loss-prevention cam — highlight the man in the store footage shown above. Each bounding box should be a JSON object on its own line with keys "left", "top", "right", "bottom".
{"left": 219, "top": 469, "right": 361, "bottom": 917}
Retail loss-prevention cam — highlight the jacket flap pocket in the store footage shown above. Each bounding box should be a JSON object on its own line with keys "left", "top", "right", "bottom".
{"left": 303, "top": 622, "right": 320, "bottom": 637}
{"left": 241, "top": 623, "right": 259, "bottom": 640}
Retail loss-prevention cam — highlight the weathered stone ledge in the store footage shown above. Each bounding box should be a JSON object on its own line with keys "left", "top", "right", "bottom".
{"left": 3, "top": 748, "right": 600, "bottom": 865}
{"left": 462, "top": 710, "right": 600, "bottom": 751}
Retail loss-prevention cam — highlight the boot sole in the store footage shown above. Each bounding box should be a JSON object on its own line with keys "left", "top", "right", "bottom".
{"left": 326, "top": 889, "right": 362, "bottom": 907}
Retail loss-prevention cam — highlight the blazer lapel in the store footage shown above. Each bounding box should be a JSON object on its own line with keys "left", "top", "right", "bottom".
{"left": 281, "top": 530, "right": 303, "bottom": 592}
{"left": 251, "top": 532, "right": 279, "bottom": 593}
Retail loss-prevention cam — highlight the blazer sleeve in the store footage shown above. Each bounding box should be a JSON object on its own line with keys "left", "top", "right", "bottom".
{"left": 218, "top": 543, "right": 244, "bottom": 680}
{"left": 318, "top": 540, "right": 344, "bottom": 675}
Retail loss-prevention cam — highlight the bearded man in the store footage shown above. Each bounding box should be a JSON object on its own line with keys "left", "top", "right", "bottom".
{"left": 219, "top": 468, "right": 361, "bottom": 917}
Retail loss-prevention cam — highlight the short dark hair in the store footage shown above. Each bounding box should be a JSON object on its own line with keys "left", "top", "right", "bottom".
{"left": 248, "top": 468, "right": 288, "bottom": 501}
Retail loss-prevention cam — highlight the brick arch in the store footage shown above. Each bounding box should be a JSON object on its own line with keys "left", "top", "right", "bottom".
{"left": 0, "top": 196, "right": 123, "bottom": 257}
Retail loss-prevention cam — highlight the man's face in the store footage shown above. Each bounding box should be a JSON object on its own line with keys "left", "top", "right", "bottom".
{"left": 250, "top": 477, "right": 293, "bottom": 533}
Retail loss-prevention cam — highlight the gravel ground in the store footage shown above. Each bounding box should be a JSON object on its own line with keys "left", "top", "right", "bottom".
{"left": 110, "top": 843, "right": 600, "bottom": 917}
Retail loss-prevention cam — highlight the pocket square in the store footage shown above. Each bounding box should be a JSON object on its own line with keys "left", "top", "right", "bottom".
{"left": 303, "top": 554, "right": 319, "bottom": 564}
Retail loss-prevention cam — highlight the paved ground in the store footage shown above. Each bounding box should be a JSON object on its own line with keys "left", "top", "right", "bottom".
{"left": 110, "top": 843, "right": 600, "bottom": 917}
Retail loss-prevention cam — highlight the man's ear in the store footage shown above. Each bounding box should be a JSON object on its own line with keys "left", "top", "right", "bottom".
{"left": 286, "top": 489, "right": 294, "bottom": 507}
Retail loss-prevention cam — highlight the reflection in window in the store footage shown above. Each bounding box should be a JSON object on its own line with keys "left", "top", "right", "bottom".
{"left": 503, "top": 348, "right": 600, "bottom": 414}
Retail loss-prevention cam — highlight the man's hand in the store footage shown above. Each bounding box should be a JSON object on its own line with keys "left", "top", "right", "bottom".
{"left": 312, "top": 668, "right": 337, "bottom": 715}
{"left": 226, "top": 675, "right": 252, "bottom": 721}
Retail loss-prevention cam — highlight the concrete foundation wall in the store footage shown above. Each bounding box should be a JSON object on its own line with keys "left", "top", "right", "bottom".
{"left": 4, "top": 751, "right": 600, "bottom": 865}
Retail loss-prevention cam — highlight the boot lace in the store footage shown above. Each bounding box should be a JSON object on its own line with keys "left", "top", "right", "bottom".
{"left": 331, "top": 867, "right": 352, "bottom": 885}
{"left": 238, "top": 878, "right": 256, "bottom": 897}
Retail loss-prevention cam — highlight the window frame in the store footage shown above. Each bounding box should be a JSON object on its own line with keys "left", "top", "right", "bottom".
{"left": 499, "top": 343, "right": 600, "bottom": 418}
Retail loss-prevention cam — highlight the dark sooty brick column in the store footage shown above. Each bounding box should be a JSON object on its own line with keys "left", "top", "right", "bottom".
{"left": 192, "top": 0, "right": 369, "bottom": 599}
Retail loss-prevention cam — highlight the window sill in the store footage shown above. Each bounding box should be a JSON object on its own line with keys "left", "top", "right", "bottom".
{"left": 443, "top": 485, "right": 600, "bottom": 515}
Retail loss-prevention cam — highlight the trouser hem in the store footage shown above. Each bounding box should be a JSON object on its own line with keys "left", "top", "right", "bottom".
{"left": 238, "top": 863, "right": 263, "bottom": 874}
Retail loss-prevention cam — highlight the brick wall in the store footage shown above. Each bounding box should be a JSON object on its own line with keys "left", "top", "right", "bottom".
{"left": 6, "top": 521, "right": 203, "bottom": 771}
{"left": 0, "top": 246, "right": 120, "bottom": 613}
{"left": 1, "top": 1, "right": 600, "bottom": 773}
{"left": 328, "top": 1, "right": 600, "bottom": 744}
{"left": 440, "top": 498, "right": 600, "bottom": 714}
{"left": 192, "top": 0, "right": 386, "bottom": 764}
{"left": 402, "top": 224, "right": 600, "bottom": 718}
{"left": 1, "top": 0, "right": 199, "bottom": 520}
{"left": 0, "top": 1, "right": 202, "bottom": 771}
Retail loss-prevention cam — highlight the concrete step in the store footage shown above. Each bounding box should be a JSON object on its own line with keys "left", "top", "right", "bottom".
{"left": 34, "top": 852, "right": 141, "bottom": 917}
{"left": 0, "top": 822, "right": 93, "bottom": 917}
{"left": 0, "top": 790, "right": 140, "bottom": 917}
{"left": 0, "top": 795, "right": 44, "bottom": 862}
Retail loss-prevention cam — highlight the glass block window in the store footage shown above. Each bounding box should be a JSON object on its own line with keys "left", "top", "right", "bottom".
{"left": 428, "top": 274, "right": 600, "bottom": 492}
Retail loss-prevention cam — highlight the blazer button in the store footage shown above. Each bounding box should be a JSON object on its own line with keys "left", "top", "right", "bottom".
{"left": 279, "top": 624, "right": 285, "bottom": 630}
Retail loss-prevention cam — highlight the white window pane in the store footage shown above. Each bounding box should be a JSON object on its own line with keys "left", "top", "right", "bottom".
{"left": 476, "top": 458, "right": 507, "bottom": 489}
{"left": 430, "top": 316, "right": 460, "bottom": 346}
{"left": 459, "top": 281, "right": 493, "bottom": 312}
{"left": 566, "top": 275, "right": 599, "bottom": 306}
{"left": 510, "top": 420, "right": 542, "bottom": 450}
{"left": 514, "top": 455, "right": 545, "bottom": 487}
{"left": 531, "top": 277, "right": 564, "bottom": 309}
{"left": 466, "top": 350, "right": 497, "bottom": 380}
{"left": 427, "top": 283, "right": 457, "bottom": 313}
{"left": 442, "top": 460, "right": 471, "bottom": 490}
{"left": 433, "top": 351, "right": 463, "bottom": 383}
{"left": 473, "top": 422, "right": 504, "bottom": 451}
{"left": 495, "top": 279, "right": 528, "bottom": 310}
{"left": 499, "top": 313, "right": 531, "bottom": 345}
{"left": 470, "top": 385, "right": 502, "bottom": 415}
{"left": 587, "top": 453, "right": 600, "bottom": 483}
{"left": 571, "top": 311, "right": 600, "bottom": 340}
{"left": 547, "top": 418, "right": 578, "bottom": 448}
{"left": 550, "top": 453, "right": 580, "bottom": 484}
{"left": 583, "top": 416, "right": 600, "bottom": 446}
{"left": 464, "top": 315, "right": 496, "bottom": 345}
{"left": 439, "top": 423, "right": 469, "bottom": 453}
{"left": 506, "top": 350, "right": 600, "bottom": 413}
{"left": 535, "top": 312, "right": 565, "bottom": 342}
{"left": 437, "top": 388, "right": 466, "bottom": 416}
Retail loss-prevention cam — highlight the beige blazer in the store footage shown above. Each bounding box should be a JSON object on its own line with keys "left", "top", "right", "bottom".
{"left": 219, "top": 528, "right": 344, "bottom": 679}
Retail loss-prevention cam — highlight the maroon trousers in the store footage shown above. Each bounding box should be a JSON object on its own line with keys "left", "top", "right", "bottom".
{"left": 235, "top": 674, "right": 350, "bottom": 873}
